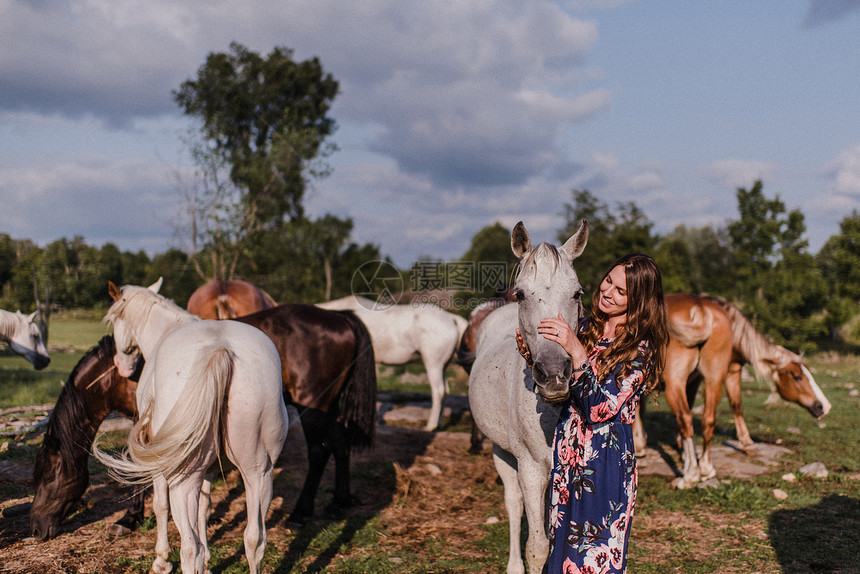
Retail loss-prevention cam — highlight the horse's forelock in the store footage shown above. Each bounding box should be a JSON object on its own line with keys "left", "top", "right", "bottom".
{"left": 517, "top": 243, "right": 562, "bottom": 282}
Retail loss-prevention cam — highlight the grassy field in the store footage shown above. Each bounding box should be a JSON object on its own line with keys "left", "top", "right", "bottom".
{"left": 2, "top": 314, "right": 860, "bottom": 572}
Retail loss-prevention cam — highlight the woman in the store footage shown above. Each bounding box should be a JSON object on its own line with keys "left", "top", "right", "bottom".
{"left": 517, "top": 253, "right": 668, "bottom": 574}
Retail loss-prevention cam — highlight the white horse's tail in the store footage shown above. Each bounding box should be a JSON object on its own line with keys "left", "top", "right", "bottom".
{"left": 93, "top": 345, "right": 235, "bottom": 485}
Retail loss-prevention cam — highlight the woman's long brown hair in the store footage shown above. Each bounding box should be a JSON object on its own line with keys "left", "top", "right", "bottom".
{"left": 579, "top": 253, "right": 669, "bottom": 392}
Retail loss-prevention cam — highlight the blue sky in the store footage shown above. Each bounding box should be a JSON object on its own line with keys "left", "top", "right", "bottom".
{"left": 1, "top": 0, "right": 859, "bottom": 268}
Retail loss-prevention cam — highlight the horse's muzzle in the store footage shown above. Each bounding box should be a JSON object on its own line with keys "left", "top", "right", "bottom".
{"left": 808, "top": 401, "right": 826, "bottom": 419}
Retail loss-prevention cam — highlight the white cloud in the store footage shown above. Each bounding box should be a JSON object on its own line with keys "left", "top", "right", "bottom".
{"left": 699, "top": 159, "right": 777, "bottom": 189}
{"left": 824, "top": 144, "right": 860, "bottom": 198}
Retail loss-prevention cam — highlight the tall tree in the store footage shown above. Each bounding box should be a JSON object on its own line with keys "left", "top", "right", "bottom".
{"left": 727, "top": 180, "right": 824, "bottom": 349}
{"left": 558, "top": 190, "right": 658, "bottom": 295}
{"left": 655, "top": 224, "right": 732, "bottom": 296}
{"left": 816, "top": 211, "right": 860, "bottom": 340}
{"left": 454, "top": 222, "right": 520, "bottom": 306}
{"left": 174, "top": 42, "right": 339, "bottom": 279}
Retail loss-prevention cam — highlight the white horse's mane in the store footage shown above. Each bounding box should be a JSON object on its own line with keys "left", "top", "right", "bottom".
{"left": 105, "top": 286, "right": 193, "bottom": 333}
{"left": 0, "top": 309, "right": 23, "bottom": 340}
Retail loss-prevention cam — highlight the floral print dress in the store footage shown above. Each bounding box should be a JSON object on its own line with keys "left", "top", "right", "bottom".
{"left": 546, "top": 336, "right": 651, "bottom": 574}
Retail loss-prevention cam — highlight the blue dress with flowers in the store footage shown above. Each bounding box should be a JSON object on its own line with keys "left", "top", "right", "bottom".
{"left": 546, "top": 336, "right": 651, "bottom": 574}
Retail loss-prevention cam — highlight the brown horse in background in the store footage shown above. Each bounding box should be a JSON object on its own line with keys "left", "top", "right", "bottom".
{"left": 30, "top": 336, "right": 143, "bottom": 540}
{"left": 186, "top": 279, "right": 277, "bottom": 319}
{"left": 635, "top": 293, "right": 831, "bottom": 488}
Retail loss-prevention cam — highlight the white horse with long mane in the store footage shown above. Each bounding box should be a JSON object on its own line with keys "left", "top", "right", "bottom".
{"left": 470, "top": 220, "right": 588, "bottom": 574}
{"left": 93, "top": 279, "right": 288, "bottom": 574}
{"left": 0, "top": 308, "right": 50, "bottom": 369}
{"left": 317, "top": 295, "right": 467, "bottom": 430}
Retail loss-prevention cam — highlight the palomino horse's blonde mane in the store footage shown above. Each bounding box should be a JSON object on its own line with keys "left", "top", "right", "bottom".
{"left": 104, "top": 285, "right": 195, "bottom": 334}
{"left": 707, "top": 296, "right": 798, "bottom": 381}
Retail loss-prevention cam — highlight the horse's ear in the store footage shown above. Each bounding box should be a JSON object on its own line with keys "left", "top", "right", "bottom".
{"left": 559, "top": 219, "right": 589, "bottom": 261}
{"left": 108, "top": 281, "right": 121, "bottom": 301}
{"left": 511, "top": 221, "right": 531, "bottom": 259}
{"left": 26, "top": 310, "right": 39, "bottom": 322}
{"left": 148, "top": 277, "right": 163, "bottom": 294}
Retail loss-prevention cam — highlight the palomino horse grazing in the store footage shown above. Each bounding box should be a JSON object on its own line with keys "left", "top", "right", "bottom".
{"left": 186, "top": 279, "right": 277, "bottom": 319}
{"left": 33, "top": 305, "right": 376, "bottom": 539}
{"left": 633, "top": 293, "right": 831, "bottom": 488}
{"left": 0, "top": 308, "right": 50, "bottom": 369}
{"left": 470, "top": 220, "right": 588, "bottom": 574}
{"left": 317, "top": 295, "right": 467, "bottom": 431}
{"left": 30, "top": 336, "right": 143, "bottom": 540}
{"left": 93, "top": 280, "right": 288, "bottom": 574}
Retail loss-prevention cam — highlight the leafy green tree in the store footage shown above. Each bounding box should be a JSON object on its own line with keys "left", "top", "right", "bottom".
{"left": 174, "top": 42, "right": 339, "bottom": 229}
{"left": 816, "top": 211, "right": 860, "bottom": 340}
{"left": 655, "top": 224, "right": 733, "bottom": 296}
{"left": 558, "top": 190, "right": 658, "bottom": 296}
{"left": 446, "top": 222, "right": 521, "bottom": 312}
{"left": 148, "top": 249, "right": 199, "bottom": 307}
{"left": 237, "top": 215, "right": 381, "bottom": 304}
{"left": 727, "top": 180, "right": 825, "bottom": 349}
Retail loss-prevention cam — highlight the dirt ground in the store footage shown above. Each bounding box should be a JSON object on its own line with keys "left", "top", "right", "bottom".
{"left": 0, "top": 401, "right": 789, "bottom": 574}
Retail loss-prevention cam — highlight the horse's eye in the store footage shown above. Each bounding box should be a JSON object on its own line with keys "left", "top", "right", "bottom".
{"left": 514, "top": 290, "right": 525, "bottom": 302}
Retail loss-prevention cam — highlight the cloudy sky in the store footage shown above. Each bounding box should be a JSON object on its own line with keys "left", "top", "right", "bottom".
{"left": 2, "top": 0, "right": 859, "bottom": 268}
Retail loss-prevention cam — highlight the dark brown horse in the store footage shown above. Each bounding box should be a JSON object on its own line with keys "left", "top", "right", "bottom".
{"left": 186, "top": 279, "right": 277, "bottom": 319}
{"left": 30, "top": 304, "right": 376, "bottom": 538}
{"left": 30, "top": 336, "right": 143, "bottom": 540}
{"left": 634, "top": 293, "right": 831, "bottom": 488}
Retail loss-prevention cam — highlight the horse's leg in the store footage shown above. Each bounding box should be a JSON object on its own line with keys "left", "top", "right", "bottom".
{"left": 697, "top": 344, "right": 732, "bottom": 483}
{"left": 169, "top": 471, "right": 209, "bottom": 574}
{"left": 725, "top": 361, "right": 756, "bottom": 453}
{"left": 492, "top": 446, "right": 526, "bottom": 574}
{"left": 288, "top": 408, "right": 331, "bottom": 527}
{"left": 151, "top": 476, "right": 173, "bottom": 574}
{"left": 664, "top": 344, "right": 701, "bottom": 488}
{"left": 198, "top": 476, "right": 213, "bottom": 565}
{"left": 518, "top": 458, "right": 550, "bottom": 574}
{"left": 327, "top": 420, "right": 354, "bottom": 514}
{"left": 235, "top": 461, "right": 274, "bottom": 574}
{"left": 469, "top": 420, "right": 485, "bottom": 455}
{"left": 110, "top": 487, "right": 147, "bottom": 536}
{"left": 422, "top": 356, "right": 447, "bottom": 431}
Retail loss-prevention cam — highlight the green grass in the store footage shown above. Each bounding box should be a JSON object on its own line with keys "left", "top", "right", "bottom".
{"left": 0, "top": 313, "right": 103, "bottom": 408}
{"left": 46, "top": 311, "right": 109, "bottom": 351}
{"left": 4, "top": 318, "right": 860, "bottom": 573}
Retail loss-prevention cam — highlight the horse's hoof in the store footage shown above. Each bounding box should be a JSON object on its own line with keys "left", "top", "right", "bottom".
{"left": 109, "top": 523, "right": 134, "bottom": 537}
{"left": 671, "top": 477, "right": 697, "bottom": 489}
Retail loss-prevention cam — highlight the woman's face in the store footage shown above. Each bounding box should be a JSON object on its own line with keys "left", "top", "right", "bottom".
{"left": 598, "top": 265, "right": 629, "bottom": 318}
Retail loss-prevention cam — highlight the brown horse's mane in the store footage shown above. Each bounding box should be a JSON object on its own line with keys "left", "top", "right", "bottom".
{"left": 34, "top": 336, "right": 115, "bottom": 479}
{"left": 704, "top": 296, "right": 798, "bottom": 380}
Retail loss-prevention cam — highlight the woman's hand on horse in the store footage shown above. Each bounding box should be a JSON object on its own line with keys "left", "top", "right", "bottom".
{"left": 538, "top": 315, "right": 585, "bottom": 363}
{"left": 515, "top": 328, "right": 533, "bottom": 366}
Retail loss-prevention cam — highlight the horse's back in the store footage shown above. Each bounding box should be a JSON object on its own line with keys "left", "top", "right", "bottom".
{"left": 148, "top": 320, "right": 283, "bottom": 413}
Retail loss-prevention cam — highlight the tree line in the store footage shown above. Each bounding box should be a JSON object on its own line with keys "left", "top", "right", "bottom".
{"left": 457, "top": 181, "right": 860, "bottom": 353}
{"left": 2, "top": 179, "right": 859, "bottom": 352}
